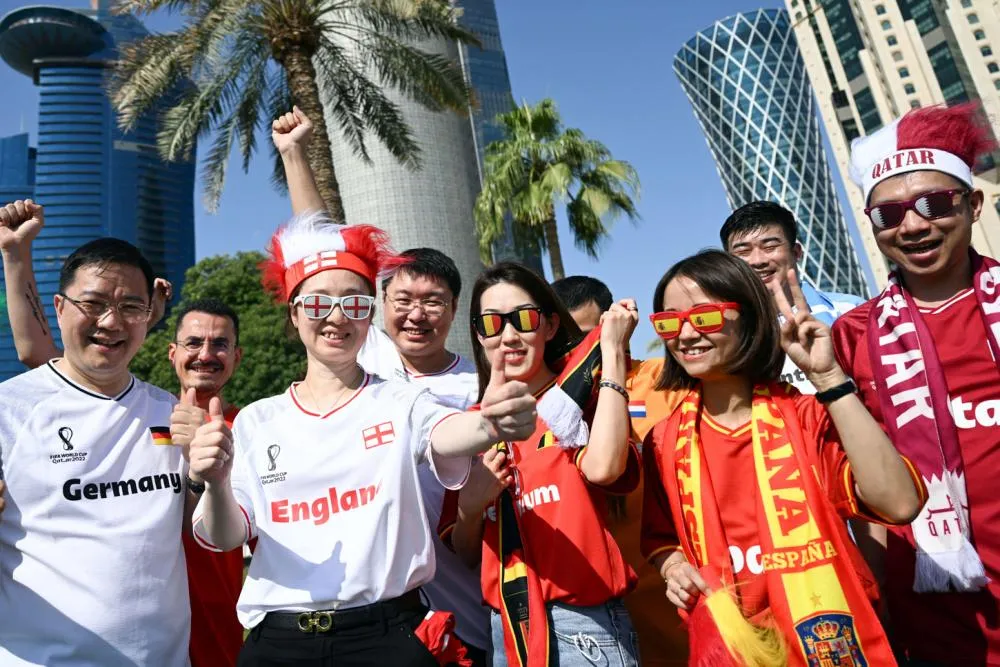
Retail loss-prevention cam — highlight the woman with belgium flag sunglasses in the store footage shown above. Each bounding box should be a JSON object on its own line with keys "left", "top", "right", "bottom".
{"left": 639, "top": 250, "right": 926, "bottom": 666}
{"left": 441, "top": 262, "right": 643, "bottom": 667}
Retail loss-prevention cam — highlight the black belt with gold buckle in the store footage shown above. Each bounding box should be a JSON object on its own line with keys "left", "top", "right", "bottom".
{"left": 261, "top": 589, "right": 424, "bottom": 634}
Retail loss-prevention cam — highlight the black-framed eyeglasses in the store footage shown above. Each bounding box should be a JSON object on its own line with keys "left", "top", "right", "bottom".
{"left": 58, "top": 293, "right": 151, "bottom": 324}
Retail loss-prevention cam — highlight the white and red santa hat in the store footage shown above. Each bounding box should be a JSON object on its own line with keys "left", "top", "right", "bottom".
{"left": 260, "top": 211, "right": 409, "bottom": 301}
{"left": 849, "top": 103, "right": 995, "bottom": 204}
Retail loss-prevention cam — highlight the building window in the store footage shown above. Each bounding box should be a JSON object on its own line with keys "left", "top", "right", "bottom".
{"left": 893, "top": 51, "right": 904, "bottom": 61}
{"left": 796, "top": 10, "right": 803, "bottom": 19}
{"left": 969, "top": 13, "right": 980, "bottom": 25}
{"left": 982, "top": 46, "right": 993, "bottom": 57}
{"left": 961, "top": 0, "right": 973, "bottom": 6}
{"left": 974, "top": 29, "right": 986, "bottom": 40}
{"left": 888, "top": 35, "right": 898, "bottom": 46}
{"left": 904, "top": 83, "right": 917, "bottom": 94}
{"left": 899, "top": 66, "right": 910, "bottom": 77}
{"left": 995, "top": 79, "right": 1000, "bottom": 90}
{"left": 989, "top": 62, "right": 1000, "bottom": 73}
{"left": 881, "top": 20, "right": 892, "bottom": 30}
{"left": 876, "top": 4, "right": 886, "bottom": 14}
{"left": 910, "top": 100, "right": 921, "bottom": 108}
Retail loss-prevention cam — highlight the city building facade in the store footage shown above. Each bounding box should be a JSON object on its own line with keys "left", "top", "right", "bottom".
{"left": 675, "top": 8, "right": 870, "bottom": 296}
{"left": 0, "top": 2, "right": 195, "bottom": 381}
{"left": 786, "top": 0, "right": 1000, "bottom": 285}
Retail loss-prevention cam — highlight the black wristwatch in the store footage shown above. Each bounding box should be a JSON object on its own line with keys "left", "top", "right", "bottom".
{"left": 186, "top": 476, "right": 207, "bottom": 495}
{"left": 815, "top": 379, "right": 857, "bottom": 404}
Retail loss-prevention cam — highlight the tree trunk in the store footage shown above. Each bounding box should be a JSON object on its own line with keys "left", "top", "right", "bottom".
{"left": 280, "top": 49, "right": 346, "bottom": 224}
{"left": 543, "top": 213, "right": 565, "bottom": 280}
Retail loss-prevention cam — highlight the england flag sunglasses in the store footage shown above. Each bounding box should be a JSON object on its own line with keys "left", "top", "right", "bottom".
{"left": 292, "top": 294, "right": 375, "bottom": 320}
{"left": 865, "top": 188, "right": 969, "bottom": 229}
{"left": 473, "top": 307, "right": 543, "bottom": 338}
{"left": 649, "top": 303, "right": 740, "bottom": 340}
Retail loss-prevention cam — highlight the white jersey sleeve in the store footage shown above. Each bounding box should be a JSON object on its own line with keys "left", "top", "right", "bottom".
{"left": 408, "top": 387, "right": 469, "bottom": 490}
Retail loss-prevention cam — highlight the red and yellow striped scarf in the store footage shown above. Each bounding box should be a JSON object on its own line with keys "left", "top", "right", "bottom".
{"left": 665, "top": 385, "right": 895, "bottom": 667}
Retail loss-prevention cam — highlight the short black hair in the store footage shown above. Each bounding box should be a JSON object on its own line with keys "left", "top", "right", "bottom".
{"left": 652, "top": 250, "right": 785, "bottom": 391}
{"left": 469, "top": 262, "right": 583, "bottom": 401}
{"left": 382, "top": 247, "right": 461, "bottom": 299}
{"left": 551, "top": 275, "right": 614, "bottom": 314}
{"left": 719, "top": 201, "right": 798, "bottom": 250}
{"left": 174, "top": 298, "right": 241, "bottom": 345}
{"left": 59, "top": 238, "right": 155, "bottom": 301}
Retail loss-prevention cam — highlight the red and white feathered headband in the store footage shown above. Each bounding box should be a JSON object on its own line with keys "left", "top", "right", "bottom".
{"left": 849, "top": 103, "right": 995, "bottom": 204}
{"left": 260, "top": 211, "right": 409, "bottom": 301}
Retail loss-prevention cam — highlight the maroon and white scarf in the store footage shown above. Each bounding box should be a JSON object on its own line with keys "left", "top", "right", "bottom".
{"left": 867, "top": 249, "right": 1000, "bottom": 592}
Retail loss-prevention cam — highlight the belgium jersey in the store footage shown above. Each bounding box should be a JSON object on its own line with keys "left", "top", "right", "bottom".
{"left": 0, "top": 361, "right": 189, "bottom": 667}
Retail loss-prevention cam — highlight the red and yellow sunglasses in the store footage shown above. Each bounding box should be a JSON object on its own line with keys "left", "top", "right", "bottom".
{"left": 649, "top": 302, "right": 740, "bottom": 340}
{"left": 473, "top": 307, "right": 543, "bottom": 338}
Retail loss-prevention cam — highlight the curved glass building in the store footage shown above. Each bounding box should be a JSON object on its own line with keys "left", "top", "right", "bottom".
{"left": 674, "top": 8, "right": 867, "bottom": 296}
{"left": 0, "top": 3, "right": 195, "bottom": 381}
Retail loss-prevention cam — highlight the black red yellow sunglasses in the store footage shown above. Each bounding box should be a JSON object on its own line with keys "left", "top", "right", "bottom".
{"left": 649, "top": 302, "right": 740, "bottom": 340}
{"left": 473, "top": 307, "right": 543, "bottom": 338}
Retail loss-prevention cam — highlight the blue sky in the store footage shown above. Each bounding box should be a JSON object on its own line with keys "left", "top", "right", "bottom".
{"left": 0, "top": 0, "right": 873, "bottom": 353}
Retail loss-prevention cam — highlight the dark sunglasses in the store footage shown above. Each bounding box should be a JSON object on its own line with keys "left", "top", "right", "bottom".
{"left": 473, "top": 307, "right": 543, "bottom": 338}
{"left": 865, "top": 188, "right": 969, "bottom": 229}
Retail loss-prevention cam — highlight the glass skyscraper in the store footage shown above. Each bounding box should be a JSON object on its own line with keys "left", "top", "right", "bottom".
{"left": 0, "top": 3, "right": 195, "bottom": 381}
{"left": 674, "top": 8, "right": 868, "bottom": 296}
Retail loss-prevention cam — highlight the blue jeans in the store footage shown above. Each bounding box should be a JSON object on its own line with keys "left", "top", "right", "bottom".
{"left": 490, "top": 599, "right": 640, "bottom": 666}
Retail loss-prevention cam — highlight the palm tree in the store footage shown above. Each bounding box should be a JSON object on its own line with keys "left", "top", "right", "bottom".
{"left": 109, "top": 0, "right": 477, "bottom": 221}
{"left": 474, "top": 98, "right": 640, "bottom": 280}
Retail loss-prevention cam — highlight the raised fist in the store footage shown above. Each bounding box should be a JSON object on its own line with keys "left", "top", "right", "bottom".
{"left": 272, "top": 106, "right": 314, "bottom": 156}
{"left": 0, "top": 199, "right": 44, "bottom": 251}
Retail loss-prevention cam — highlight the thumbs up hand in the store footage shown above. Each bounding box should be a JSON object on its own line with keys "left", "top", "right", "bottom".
{"left": 170, "top": 388, "right": 206, "bottom": 451}
{"left": 189, "top": 397, "right": 234, "bottom": 484}
{"left": 479, "top": 351, "right": 537, "bottom": 442}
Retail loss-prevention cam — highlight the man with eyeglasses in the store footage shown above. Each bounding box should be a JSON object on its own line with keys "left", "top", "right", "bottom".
{"left": 274, "top": 107, "right": 491, "bottom": 664}
{"left": 831, "top": 104, "right": 1000, "bottom": 666}
{"left": 0, "top": 233, "right": 196, "bottom": 666}
{"left": 720, "top": 200, "right": 865, "bottom": 394}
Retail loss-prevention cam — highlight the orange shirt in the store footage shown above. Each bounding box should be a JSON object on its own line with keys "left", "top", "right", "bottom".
{"left": 184, "top": 405, "right": 244, "bottom": 667}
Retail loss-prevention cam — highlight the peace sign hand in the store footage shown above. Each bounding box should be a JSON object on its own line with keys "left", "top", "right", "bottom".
{"left": 768, "top": 270, "right": 847, "bottom": 392}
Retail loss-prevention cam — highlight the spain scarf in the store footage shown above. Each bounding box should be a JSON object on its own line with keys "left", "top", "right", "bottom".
{"left": 496, "top": 327, "right": 603, "bottom": 667}
{"left": 866, "top": 250, "right": 1000, "bottom": 592}
{"left": 663, "top": 385, "right": 895, "bottom": 667}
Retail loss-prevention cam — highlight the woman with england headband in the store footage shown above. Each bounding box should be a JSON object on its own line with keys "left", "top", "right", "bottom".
{"left": 439, "top": 262, "right": 642, "bottom": 667}
{"left": 179, "top": 215, "right": 538, "bottom": 667}
{"left": 640, "top": 250, "right": 926, "bottom": 666}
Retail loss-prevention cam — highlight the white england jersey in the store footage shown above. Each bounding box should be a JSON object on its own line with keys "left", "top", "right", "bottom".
{"left": 0, "top": 361, "right": 190, "bottom": 667}
{"left": 405, "top": 355, "right": 490, "bottom": 650}
{"left": 193, "top": 374, "right": 469, "bottom": 629}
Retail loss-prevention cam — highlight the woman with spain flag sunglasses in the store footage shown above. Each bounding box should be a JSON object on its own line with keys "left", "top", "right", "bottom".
{"left": 439, "top": 262, "right": 642, "bottom": 666}
{"left": 640, "top": 250, "right": 926, "bottom": 666}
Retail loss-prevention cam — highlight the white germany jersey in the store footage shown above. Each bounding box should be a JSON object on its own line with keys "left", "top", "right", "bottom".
{"left": 0, "top": 362, "right": 189, "bottom": 667}
{"left": 406, "top": 355, "right": 490, "bottom": 649}
{"left": 193, "top": 374, "right": 468, "bottom": 629}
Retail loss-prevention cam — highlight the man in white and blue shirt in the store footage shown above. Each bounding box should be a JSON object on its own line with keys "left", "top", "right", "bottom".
{"left": 721, "top": 201, "right": 865, "bottom": 394}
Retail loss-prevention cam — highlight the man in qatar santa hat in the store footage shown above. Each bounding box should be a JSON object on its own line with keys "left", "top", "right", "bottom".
{"left": 831, "top": 103, "right": 1000, "bottom": 665}
{"left": 177, "top": 212, "right": 539, "bottom": 666}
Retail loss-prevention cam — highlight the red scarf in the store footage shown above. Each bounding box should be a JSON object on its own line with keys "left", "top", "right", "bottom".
{"left": 866, "top": 250, "right": 1000, "bottom": 592}
{"left": 660, "top": 384, "right": 896, "bottom": 666}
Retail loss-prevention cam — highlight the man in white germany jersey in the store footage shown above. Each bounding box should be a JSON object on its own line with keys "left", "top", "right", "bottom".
{"left": 273, "top": 108, "right": 490, "bottom": 664}
{"left": 0, "top": 231, "right": 195, "bottom": 666}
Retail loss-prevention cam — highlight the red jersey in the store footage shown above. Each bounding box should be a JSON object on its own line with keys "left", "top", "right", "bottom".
{"left": 184, "top": 405, "right": 244, "bottom": 667}
{"left": 440, "top": 427, "right": 641, "bottom": 610}
{"left": 833, "top": 290, "right": 1000, "bottom": 665}
{"left": 640, "top": 393, "right": 883, "bottom": 621}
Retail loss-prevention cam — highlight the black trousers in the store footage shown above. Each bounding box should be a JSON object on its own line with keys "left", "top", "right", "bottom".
{"left": 239, "top": 605, "right": 440, "bottom": 667}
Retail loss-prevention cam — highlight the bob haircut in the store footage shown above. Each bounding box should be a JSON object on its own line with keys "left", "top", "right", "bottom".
{"left": 469, "top": 262, "right": 583, "bottom": 401}
{"left": 652, "top": 249, "right": 784, "bottom": 391}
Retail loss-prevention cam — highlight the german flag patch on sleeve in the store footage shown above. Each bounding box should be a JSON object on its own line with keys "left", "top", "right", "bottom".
{"left": 150, "top": 427, "right": 173, "bottom": 446}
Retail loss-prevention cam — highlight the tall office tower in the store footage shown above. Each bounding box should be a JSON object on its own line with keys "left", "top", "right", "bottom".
{"left": 0, "top": 134, "right": 36, "bottom": 380}
{"left": 324, "top": 2, "right": 532, "bottom": 358}
{"left": 0, "top": 3, "right": 196, "bottom": 381}
{"left": 675, "top": 8, "right": 869, "bottom": 296}
{"left": 786, "top": 0, "right": 1000, "bottom": 286}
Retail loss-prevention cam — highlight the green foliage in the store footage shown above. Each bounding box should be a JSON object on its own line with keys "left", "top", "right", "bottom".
{"left": 131, "top": 252, "right": 306, "bottom": 407}
{"left": 474, "top": 98, "right": 641, "bottom": 278}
